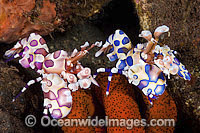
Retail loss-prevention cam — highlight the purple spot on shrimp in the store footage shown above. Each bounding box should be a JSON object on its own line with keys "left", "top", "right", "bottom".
{"left": 19, "top": 52, "right": 23, "bottom": 56}
{"left": 22, "top": 47, "right": 29, "bottom": 58}
{"left": 65, "top": 103, "right": 72, "bottom": 108}
{"left": 30, "top": 40, "right": 38, "bottom": 47}
{"left": 34, "top": 48, "right": 48, "bottom": 56}
{"left": 24, "top": 46, "right": 29, "bottom": 52}
{"left": 43, "top": 90, "right": 56, "bottom": 100}
{"left": 28, "top": 54, "right": 33, "bottom": 63}
{"left": 47, "top": 104, "right": 52, "bottom": 108}
{"left": 138, "top": 80, "right": 149, "bottom": 90}
{"left": 39, "top": 38, "right": 46, "bottom": 45}
{"left": 47, "top": 80, "right": 52, "bottom": 87}
{"left": 53, "top": 50, "right": 61, "bottom": 59}
{"left": 34, "top": 62, "right": 43, "bottom": 70}
{"left": 44, "top": 60, "right": 54, "bottom": 68}
{"left": 19, "top": 58, "right": 30, "bottom": 68}
{"left": 57, "top": 88, "right": 72, "bottom": 108}
{"left": 51, "top": 109, "right": 62, "bottom": 119}
{"left": 154, "top": 84, "right": 165, "bottom": 95}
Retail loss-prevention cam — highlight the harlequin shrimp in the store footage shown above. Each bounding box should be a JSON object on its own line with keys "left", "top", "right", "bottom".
{"left": 42, "top": 73, "right": 72, "bottom": 119}
{"left": 4, "top": 33, "right": 101, "bottom": 118}
{"left": 94, "top": 25, "right": 191, "bottom": 104}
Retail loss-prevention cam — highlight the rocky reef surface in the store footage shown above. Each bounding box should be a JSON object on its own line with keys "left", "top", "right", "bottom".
{"left": 134, "top": 0, "right": 200, "bottom": 131}
{"left": 0, "top": 0, "right": 111, "bottom": 43}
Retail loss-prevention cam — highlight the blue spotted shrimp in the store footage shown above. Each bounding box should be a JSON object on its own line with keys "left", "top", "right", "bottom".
{"left": 94, "top": 25, "right": 191, "bottom": 104}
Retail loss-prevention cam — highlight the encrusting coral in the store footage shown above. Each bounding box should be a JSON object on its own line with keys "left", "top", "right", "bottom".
{"left": 0, "top": 0, "right": 57, "bottom": 43}
{"left": 0, "top": 0, "right": 112, "bottom": 44}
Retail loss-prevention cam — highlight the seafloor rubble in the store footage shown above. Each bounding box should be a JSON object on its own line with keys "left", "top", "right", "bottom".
{"left": 0, "top": 0, "right": 199, "bottom": 132}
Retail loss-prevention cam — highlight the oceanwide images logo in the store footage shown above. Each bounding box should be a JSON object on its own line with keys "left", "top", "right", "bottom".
{"left": 25, "top": 115, "right": 37, "bottom": 127}
{"left": 25, "top": 115, "right": 175, "bottom": 129}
